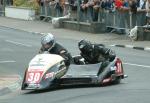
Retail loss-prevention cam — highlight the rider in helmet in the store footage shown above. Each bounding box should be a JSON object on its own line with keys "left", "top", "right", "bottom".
{"left": 77, "top": 40, "right": 116, "bottom": 64}
{"left": 39, "top": 33, "right": 72, "bottom": 66}
{"left": 74, "top": 40, "right": 116, "bottom": 74}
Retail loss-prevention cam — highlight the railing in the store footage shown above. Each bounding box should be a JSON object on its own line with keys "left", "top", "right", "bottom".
{"left": 39, "top": 1, "right": 147, "bottom": 33}
{"left": 1, "top": 0, "right": 147, "bottom": 33}
{"left": 39, "top": 1, "right": 70, "bottom": 21}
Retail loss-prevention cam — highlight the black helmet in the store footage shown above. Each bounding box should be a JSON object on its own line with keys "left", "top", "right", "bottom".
{"left": 78, "top": 40, "right": 93, "bottom": 54}
{"left": 41, "top": 33, "right": 56, "bottom": 51}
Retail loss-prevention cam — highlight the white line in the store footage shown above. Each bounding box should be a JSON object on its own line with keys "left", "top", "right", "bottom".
{"left": 125, "top": 45, "right": 134, "bottom": 48}
{"left": 123, "top": 62, "right": 150, "bottom": 68}
{"left": 109, "top": 45, "right": 115, "bottom": 47}
{"left": 0, "top": 61, "right": 16, "bottom": 63}
{"left": 40, "top": 33, "right": 45, "bottom": 35}
{"left": 144, "top": 47, "right": 150, "bottom": 51}
{"left": 6, "top": 40, "right": 32, "bottom": 47}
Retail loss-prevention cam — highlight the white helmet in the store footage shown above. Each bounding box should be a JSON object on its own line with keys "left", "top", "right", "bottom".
{"left": 41, "top": 33, "right": 56, "bottom": 51}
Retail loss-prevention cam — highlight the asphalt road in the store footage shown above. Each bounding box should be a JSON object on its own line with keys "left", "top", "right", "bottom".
{"left": 0, "top": 26, "right": 150, "bottom": 103}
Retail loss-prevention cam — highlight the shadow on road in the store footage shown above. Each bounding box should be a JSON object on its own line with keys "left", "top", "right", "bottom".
{"left": 23, "top": 83, "right": 124, "bottom": 95}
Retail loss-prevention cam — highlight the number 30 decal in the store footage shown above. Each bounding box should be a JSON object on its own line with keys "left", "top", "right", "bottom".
{"left": 27, "top": 72, "right": 42, "bottom": 83}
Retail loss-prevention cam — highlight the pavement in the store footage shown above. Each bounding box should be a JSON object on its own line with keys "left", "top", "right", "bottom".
{"left": 0, "top": 75, "right": 21, "bottom": 96}
{"left": 0, "top": 16, "right": 150, "bottom": 95}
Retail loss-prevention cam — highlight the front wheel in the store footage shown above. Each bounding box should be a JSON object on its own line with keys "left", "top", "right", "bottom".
{"left": 21, "top": 68, "right": 28, "bottom": 90}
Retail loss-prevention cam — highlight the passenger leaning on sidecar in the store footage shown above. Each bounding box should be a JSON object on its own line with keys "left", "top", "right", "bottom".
{"left": 39, "top": 33, "right": 72, "bottom": 66}
{"left": 74, "top": 40, "right": 116, "bottom": 74}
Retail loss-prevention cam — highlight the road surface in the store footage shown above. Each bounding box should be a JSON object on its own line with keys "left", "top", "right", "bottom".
{"left": 0, "top": 26, "right": 150, "bottom": 103}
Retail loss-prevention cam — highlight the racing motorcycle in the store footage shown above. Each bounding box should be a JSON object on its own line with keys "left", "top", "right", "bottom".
{"left": 21, "top": 53, "right": 127, "bottom": 90}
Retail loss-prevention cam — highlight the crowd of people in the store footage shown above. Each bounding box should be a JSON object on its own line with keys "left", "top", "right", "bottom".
{"left": 72, "top": 0, "right": 150, "bottom": 29}
{"left": 38, "top": 0, "right": 150, "bottom": 32}
{"left": 1, "top": 0, "right": 150, "bottom": 33}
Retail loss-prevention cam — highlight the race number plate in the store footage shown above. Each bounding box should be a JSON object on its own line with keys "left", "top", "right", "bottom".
{"left": 26, "top": 70, "right": 44, "bottom": 83}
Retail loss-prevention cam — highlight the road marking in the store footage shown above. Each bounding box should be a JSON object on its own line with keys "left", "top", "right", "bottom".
{"left": 0, "top": 61, "right": 16, "bottom": 64}
{"left": 5, "top": 40, "right": 32, "bottom": 47}
{"left": 125, "top": 45, "right": 134, "bottom": 48}
{"left": 144, "top": 47, "right": 150, "bottom": 51}
{"left": 123, "top": 62, "right": 150, "bottom": 68}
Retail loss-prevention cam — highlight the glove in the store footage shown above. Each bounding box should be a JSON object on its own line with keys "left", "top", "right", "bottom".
{"left": 73, "top": 56, "right": 85, "bottom": 65}
{"left": 64, "top": 59, "right": 70, "bottom": 66}
{"left": 109, "top": 54, "right": 116, "bottom": 62}
{"left": 104, "top": 49, "right": 116, "bottom": 62}
{"left": 60, "top": 50, "right": 72, "bottom": 66}
{"left": 107, "top": 50, "right": 116, "bottom": 62}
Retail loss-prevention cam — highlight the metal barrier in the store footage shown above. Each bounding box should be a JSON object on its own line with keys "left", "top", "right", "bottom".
{"left": 39, "top": 1, "right": 70, "bottom": 21}
{"left": 104, "top": 10, "right": 132, "bottom": 30}
{"left": 75, "top": 7, "right": 147, "bottom": 33}
{"left": 38, "top": 1, "right": 147, "bottom": 33}
{"left": 40, "top": 1, "right": 53, "bottom": 21}
{"left": 104, "top": 10, "right": 146, "bottom": 33}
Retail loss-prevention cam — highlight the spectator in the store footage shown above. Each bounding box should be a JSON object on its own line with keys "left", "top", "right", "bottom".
{"left": 39, "top": 0, "right": 48, "bottom": 16}
{"left": 69, "top": 0, "right": 78, "bottom": 20}
{"left": 114, "top": 0, "right": 130, "bottom": 34}
{"left": 145, "top": 0, "right": 150, "bottom": 25}
{"left": 115, "top": 0, "right": 123, "bottom": 9}
{"left": 98, "top": 0, "right": 107, "bottom": 22}
{"left": 80, "top": 0, "right": 89, "bottom": 11}
{"left": 62, "top": 0, "right": 70, "bottom": 16}
{"left": 114, "top": 0, "right": 123, "bottom": 34}
{"left": 69, "top": 0, "right": 77, "bottom": 11}
{"left": 114, "top": 0, "right": 123, "bottom": 26}
{"left": 105, "top": 0, "right": 115, "bottom": 32}
{"left": 86, "top": 0, "right": 95, "bottom": 22}
{"left": 119, "top": 0, "right": 130, "bottom": 33}
{"left": 49, "top": 0, "right": 57, "bottom": 16}
{"left": 93, "top": 0, "right": 100, "bottom": 21}
{"left": 137, "top": 0, "right": 146, "bottom": 26}
{"left": 54, "top": 0, "right": 63, "bottom": 17}
{"left": 129, "top": 0, "right": 137, "bottom": 14}
{"left": 80, "top": 0, "right": 89, "bottom": 22}
{"left": 101, "top": 0, "right": 106, "bottom": 9}
{"left": 128, "top": 0, "right": 137, "bottom": 28}
{"left": 105, "top": 0, "right": 114, "bottom": 11}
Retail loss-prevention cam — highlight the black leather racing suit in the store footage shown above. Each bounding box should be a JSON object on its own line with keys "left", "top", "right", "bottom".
{"left": 77, "top": 42, "right": 116, "bottom": 75}
{"left": 39, "top": 43, "right": 72, "bottom": 66}
{"left": 80, "top": 44, "right": 116, "bottom": 64}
